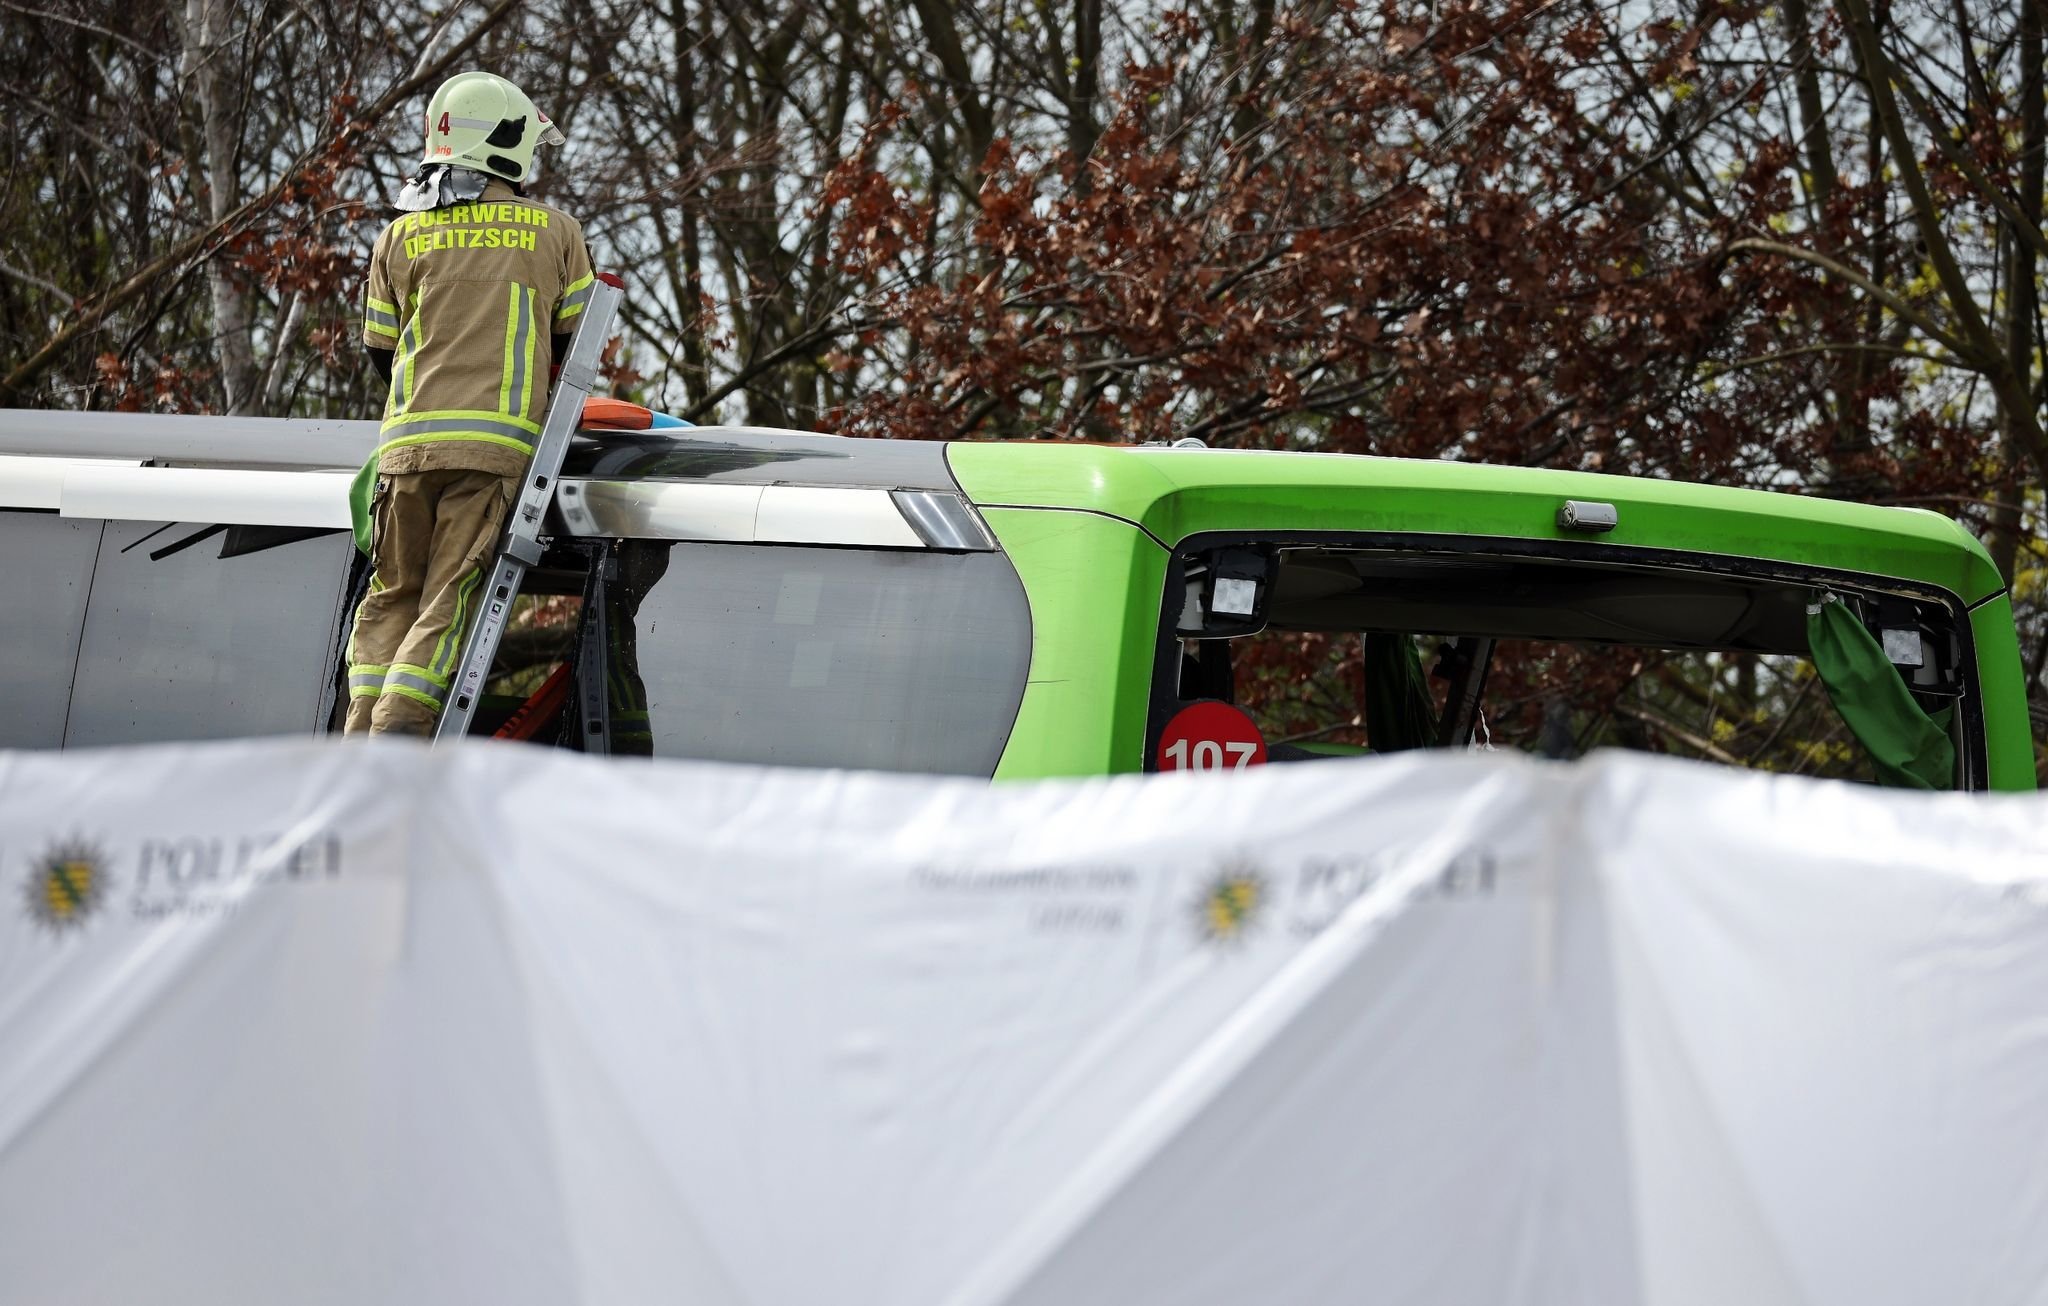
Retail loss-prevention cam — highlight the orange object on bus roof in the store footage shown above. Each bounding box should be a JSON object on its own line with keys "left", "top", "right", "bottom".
{"left": 581, "top": 396, "right": 654, "bottom": 430}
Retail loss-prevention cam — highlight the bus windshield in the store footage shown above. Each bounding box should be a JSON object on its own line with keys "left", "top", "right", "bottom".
{"left": 1160, "top": 545, "right": 1975, "bottom": 787}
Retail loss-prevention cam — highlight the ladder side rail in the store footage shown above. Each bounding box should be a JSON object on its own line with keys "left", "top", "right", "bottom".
{"left": 503, "top": 278, "right": 625, "bottom": 567}
{"left": 575, "top": 551, "right": 613, "bottom": 756}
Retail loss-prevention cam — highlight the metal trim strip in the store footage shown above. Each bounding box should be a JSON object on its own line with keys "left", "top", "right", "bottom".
{"left": 891, "top": 489, "right": 999, "bottom": 551}
{"left": 554, "top": 479, "right": 933, "bottom": 549}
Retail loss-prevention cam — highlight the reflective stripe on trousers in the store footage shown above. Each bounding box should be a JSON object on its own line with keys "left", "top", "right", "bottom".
{"left": 383, "top": 663, "right": 450, "bottom": 711}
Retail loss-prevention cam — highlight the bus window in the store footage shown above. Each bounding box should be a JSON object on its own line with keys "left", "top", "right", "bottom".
{"left": 1235, "top": 636, "right": 1886, "bottom": 780}
{"left": 1155, "top": 545, "right": 1975, "bottom": 787}
{"left": 1472, "top": 642, "right": 1887, "bottom": 777}
{"left": 0, "top": 513, "right": 103, "bottom": 748}
{"left": 593, "top": 541, "right": 1031, "bottom": 775}
{"left": 64, "top": 521, "right": 352, "bottom": 747}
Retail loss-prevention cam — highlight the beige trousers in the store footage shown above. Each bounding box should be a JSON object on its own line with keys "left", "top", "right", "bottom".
{"left": 344, "top": 468, "right": 517, "bottom": 735}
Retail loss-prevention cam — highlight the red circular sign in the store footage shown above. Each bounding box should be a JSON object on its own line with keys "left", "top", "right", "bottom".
{"left": 1157, "top": 700, "right": 1268, "bottom": 773}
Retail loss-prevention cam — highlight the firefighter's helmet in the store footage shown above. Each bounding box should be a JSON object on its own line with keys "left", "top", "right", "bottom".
{"left": 421, "top": 71, "right": 565, "bottom": 183}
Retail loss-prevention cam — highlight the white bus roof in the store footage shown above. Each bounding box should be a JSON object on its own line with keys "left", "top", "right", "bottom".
{"left": 0, "top": 410, "right": 377, "bottom": 469}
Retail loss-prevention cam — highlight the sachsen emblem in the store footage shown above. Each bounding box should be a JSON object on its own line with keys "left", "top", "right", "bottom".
{"left": 23, "top": 839, "right": 112, "bottom": 934}
{"left": 1194, "top": 863, "right": 1267, "bottom": 944}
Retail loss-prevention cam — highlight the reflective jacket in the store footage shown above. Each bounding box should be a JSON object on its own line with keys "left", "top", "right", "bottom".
{"left": 361, "top": 176, "right": 596, "bottom": 479}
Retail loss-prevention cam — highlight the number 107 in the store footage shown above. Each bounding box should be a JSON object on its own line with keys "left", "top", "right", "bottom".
{"left": 1163, "top": 738, "right": 1259, "bottom": 771}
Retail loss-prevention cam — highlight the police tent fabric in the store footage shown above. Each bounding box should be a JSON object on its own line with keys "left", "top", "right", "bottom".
{"left": 1, "top": 742, "right": 2046, "bottom": 1306}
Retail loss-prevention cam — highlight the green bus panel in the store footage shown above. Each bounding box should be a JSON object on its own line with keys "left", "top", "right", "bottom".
{"left": 1970, "top": 595, "right": 2034, "bottom": 790}
{"left": 978, "top": 506, "right": 1167, "bottom": 779}
{"left": 948, "top": 444, "right": 2006, "bottom": 606}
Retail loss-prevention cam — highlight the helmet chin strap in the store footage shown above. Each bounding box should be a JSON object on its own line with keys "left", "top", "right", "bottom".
{"left": 394, "top": 163, "right": 499, "bottom": 213}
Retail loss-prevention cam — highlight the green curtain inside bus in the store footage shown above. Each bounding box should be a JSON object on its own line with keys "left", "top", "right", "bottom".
{"left": 1806, "top": 597, "right": 1955, "bottom": 790}
{"left": 1365, "top": 633, "right": 1439, "bottom": 752}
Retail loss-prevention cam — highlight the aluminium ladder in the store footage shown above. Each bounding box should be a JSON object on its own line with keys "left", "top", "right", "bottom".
{"left": 433, "top": 272, "right": 625, "bottom": 743}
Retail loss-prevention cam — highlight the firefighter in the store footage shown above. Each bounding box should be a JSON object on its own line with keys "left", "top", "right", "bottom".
{"left": 347, "top": 71, "right": 596, "bottom": 736}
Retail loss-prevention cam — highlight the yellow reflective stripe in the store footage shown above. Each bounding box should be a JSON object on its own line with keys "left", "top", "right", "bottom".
{"left": 516, "top": 286, "right": 535, "bottom": 418}
{"left": 365, "top": 289, "right": 399, "bottom": 341}
{"left": 385, "top": 322, "right": 405, "bottom": 412}
{"left": 374, "top": 412, "right": 538, "bottom": 456}
{"left": 372, "top": 432, "right": 535, "bottom": 460}
{"left": 383, "top": 683, "right": 447, "bottom": 713}
{"left": 348, "top": 659, "right": 388, "bottom": 700}
{"left": 499, "top": 283, "right": 519, "bottom": 416}
{"left": 397, "top": 318, "right": 417, "bottom": 410}
{"left": 380, "top": 408, "right": 542, "bottom": 435}
{"left": 401, "top": 292, "right": 422, "bottom": 409}
{"left": 386, "top": 665, "right": 449, "bottom": 710}
{"left": 389, "top": 661, "right": 450, "bottom": 689}
{"left": 555, "top": 274, "right": 594, "bottom": 323}
{"left": 430, "top": 569, "right": 484, "bottom": 678}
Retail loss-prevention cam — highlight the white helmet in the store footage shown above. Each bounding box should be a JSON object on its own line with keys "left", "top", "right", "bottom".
{"left": 421, "top": 71, "right": 565, "bottom": 183}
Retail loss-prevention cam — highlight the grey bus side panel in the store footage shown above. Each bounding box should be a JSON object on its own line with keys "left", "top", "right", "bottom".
{"left": 63, "top": 522, "right": 352, "bottom": 747}
{"left": 0, "top": 514, "right": 104, "bottom": 748}
{"left": 613, "top": 542, "right": 1031, "bottom": 775}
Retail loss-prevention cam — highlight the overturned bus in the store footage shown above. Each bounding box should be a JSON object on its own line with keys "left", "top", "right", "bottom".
{"left": 0, "top": 409, "right": 2030, "bottom": 789}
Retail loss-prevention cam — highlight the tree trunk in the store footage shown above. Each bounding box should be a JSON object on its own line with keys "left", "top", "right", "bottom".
{"left": 908, "top": 0, "right": 994, "bottom": 178}
{"left": 180, "top": 0, "right": 260, "bottom": 414}
{"left": 1990, "top": 0, "right": 2044, "bottom": 585}
{"left": 1782, "top": 0, "right": 1837, "bottom": 213}
{"left": 1066, "top": 0, "right": 1102, "bottom": 177}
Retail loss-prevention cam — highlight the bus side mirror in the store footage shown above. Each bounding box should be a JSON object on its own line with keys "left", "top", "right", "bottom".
{"left": 1176, "top": 546, "right": 1278, "bottom": 639}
